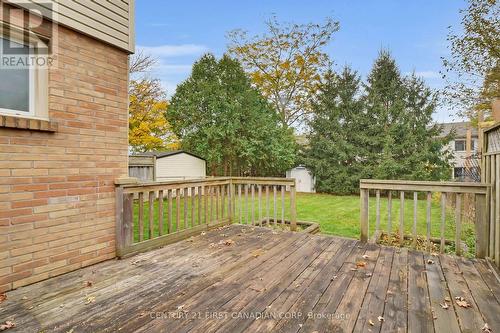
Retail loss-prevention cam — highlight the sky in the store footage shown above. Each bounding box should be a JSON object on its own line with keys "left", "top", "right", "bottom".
{"left": 135, "top": 0, "right": 468, "bottom": 123}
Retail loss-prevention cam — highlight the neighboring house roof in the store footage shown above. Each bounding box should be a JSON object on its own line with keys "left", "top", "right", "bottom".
{"left": 437, "top": 121, "right": 478, "bottom": 139}
{"left": 131, "top": 150, "right": 206, "bottom": 161}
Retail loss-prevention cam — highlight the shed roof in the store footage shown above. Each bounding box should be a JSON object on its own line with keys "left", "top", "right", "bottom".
{"left": 131, "top": 150, "right": 206, "bottom": 161}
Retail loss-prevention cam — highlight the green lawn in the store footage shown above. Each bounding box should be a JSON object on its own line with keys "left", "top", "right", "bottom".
{"left": 133, "top": 191, "right": 475, "bottom": 255}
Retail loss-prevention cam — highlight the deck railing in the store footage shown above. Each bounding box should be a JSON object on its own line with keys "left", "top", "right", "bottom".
{"left": 115, "top": 177, "right": 297, "bottom": 257}
{"left": 360, "top": 179, "right": 489, "bottom": 257}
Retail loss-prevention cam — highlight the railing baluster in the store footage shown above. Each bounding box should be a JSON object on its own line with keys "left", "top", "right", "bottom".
{"left": 426, "top": 191, "right": 432, "bottom": 251}
{"left": 266, "top": 185, "right": 270, "bottom": 225}
{"left": 123, "top": 192, "right": 133, "bottom": 246}
{"left": 191, "top": 187, "right": 195, "bottom": 227}
{"left": 221, "top": 184, "right": 225, "bottom": 219}
{"left": 496, "top": 155, "right": 500, "bottom": 266}
{"left": 176, "top": 188, "right": 181, "bottom": 231}
{"left": 440, "top": 193, "right": 446, "bottom": 253}
{"left": 455, "top": 193, "right": 462, "bottom": 255}
{"left": 168, "top": 189, "right": 173, "bottom": 233}
{"left": 209, "top": 186, "right": 214, "bottom": 224}
{"left": 198, "top": 186, "right": 202, "bottom": 225}
{"left": 216, "top": 185, "right": 220, "bottom": 223}
{"left": 251, "top": 184, "right": 255, "bottom": 225}
{"left": 148, "top": 191, "right": 154, "bottom": 239}
{"left": 281, "top": 186, "right": 285, "bottom": 225}
{"left": 273, "top": 185, "right": 277, "bottom": 225}
{"left": 158, "top": 190, "right": 164, "bottom": 236}
{"left": 290, "top": 184, "right": 297, "bottom": 231}
{"left": 238, "top": 184, "right": 242, "bottom": 224}
{"left": 399, "top": 191, "right": 404, "bottom": 246}
{"left": 204, "top": 185, "right": 208, "bottom": 225}
{"left": 258, "top": 185, "right": 262, "bottom": 226}
{"left": 138, "top": 191, "right": 144, "bottom": 242}
{"left": 413, "top": 192, "right": 417, "bottom": 249}
{"left": 388, "top": 191, "right": 392, "bottom": 234}
{"left": 376, "top": 190, "right": 381, "bottom": 234}
{"left": 245, "top": 184, "right": 249, "bottom": 224}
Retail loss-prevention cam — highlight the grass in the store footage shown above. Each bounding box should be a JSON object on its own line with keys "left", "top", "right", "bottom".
{"left": 132, "top": 191, "right": 476, "bottom": 256}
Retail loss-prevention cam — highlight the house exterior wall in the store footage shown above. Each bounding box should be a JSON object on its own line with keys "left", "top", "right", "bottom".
{"left": 8, "top": 0, "right": 135, "bottom": 52}
{"left": 155, "top": 154, "right": 206, "bottom": 181}
{"left": 444, "top": 137, "right": 479, "bottom": 169}
{"left": 0, "top": 25, "right": 129, "bottom": 292}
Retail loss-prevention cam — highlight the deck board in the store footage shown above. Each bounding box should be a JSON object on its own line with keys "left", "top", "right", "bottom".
{"left": 1, "top": 225, "right": 499, "bottom": 333}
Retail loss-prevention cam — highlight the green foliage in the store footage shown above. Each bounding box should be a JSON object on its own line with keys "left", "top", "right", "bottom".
{"left": 304, "top": 67, "right": 368, "bottom": 194}
{"left": 168, "top": 54, "right": 296, "bottom": 176}
{"left": 442, "top": 0, "right": 500, "bottom": 118}
{"left": 305, "top": 52, "right": 453, "bottom": 194}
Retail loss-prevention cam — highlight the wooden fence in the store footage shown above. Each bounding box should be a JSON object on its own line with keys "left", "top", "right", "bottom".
{"left": 360, "top": 180, "right": 489, "bottom": 258}
{"left": 482, "top": 123, "right": 500, "bottom": 268}
{"left": 115, "top": 177, "right": 297, "bottom": 257}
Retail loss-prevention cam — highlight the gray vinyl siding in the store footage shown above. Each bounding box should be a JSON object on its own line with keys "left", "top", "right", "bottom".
{"left": 14, "top": 0, "right": 134, "bottom": 53}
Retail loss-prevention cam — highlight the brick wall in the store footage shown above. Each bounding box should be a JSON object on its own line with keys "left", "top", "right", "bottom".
{"left": 0, "top": 25, "right": 129, "bottom": 292}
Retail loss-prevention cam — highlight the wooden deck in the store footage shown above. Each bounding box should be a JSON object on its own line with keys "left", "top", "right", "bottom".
{"left": 2, "top": 225, "right": 499, "bottom": 333}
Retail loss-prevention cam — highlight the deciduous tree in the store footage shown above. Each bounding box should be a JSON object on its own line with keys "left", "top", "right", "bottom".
{"left": 227, "top": 16, "right": 339, "bottom": 127}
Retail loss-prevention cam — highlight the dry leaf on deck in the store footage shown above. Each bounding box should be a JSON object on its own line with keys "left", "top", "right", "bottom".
{"left": 440, "top": 302, "right": 449, "bottom": 309}
{"left": 362, "top": 254, "right": 369, "bottom": 259}
{"left": 220, "top": 239, "right": 234, "bottom": 246}
{"left": 427, "top": 259, "right": 434, "bottom": 264}
{"left": 482, "top": 323, "right": 492, "bottom": 332}
{"left": 201, "top": 232, "right": 206, "bottom": 236}
{"left": 455, "top": 297, "right": 471, "bottom": 308}
{"left": 209, "top": 243, "right": 217, "bottom": 248}
{"left": 0, "top": 321, "right": 15, "bottom": 331}
{"left": 85, "top": 296, "right": 95, "bottom": 304}
{"left": 356, "top": 261, "right": 367, "bottom": 268}
{"left": 251, "top": 249, "right": 265, "bottom": 257}
{"left": 84, "top": 281, "right": 93, "bottom": 288}
{"left": 0, "top": 294, "right": 6, "bottom": 303}
{"left": 377, "top": 316, "right": 384, "bottom": 322}
{"left": 368, "top": 319, "right": 375, "bottom": 326}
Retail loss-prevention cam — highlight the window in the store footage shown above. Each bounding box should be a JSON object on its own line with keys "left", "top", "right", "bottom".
{"left": 454, "top": 167, "right": 465, "bottom": 180}
{"left": 0, "top": 33, "right": 48, "bottom": 119}
{"left": 455, "top": 140, "right": 466, "bottom": 152}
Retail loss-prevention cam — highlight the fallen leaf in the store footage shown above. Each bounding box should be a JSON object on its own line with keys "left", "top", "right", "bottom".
{"left": 0, "top": 321, "right": 15, "bottom": 331}
{"left": 84, "top": 281, "right": 93, "bottom": 288}
{"left": 356, "top": 261, "right": 367, "bottom": 268}
{"left": 219, "top": 239, "right": 234, "bottom": 246}
{"left": 200, "top": 232, "right": 206, "bottom": 236}
{"left": 177, "top": 304, "right": 185, "bottom": 310}
{"left": 455, "top": 297, "right": 471, "bottom": 308}
{"left": 362, "top": 254, "right": 370, "bottom": 259}
{"left": 21, "top": 296, "right": 28, "bottom": 300}
{"left": 209, "top": 243, "right": 217, "bottom": 248}
{"left": 350, "top": 268, "right": 358, "bottom": 271}
{"left": 378, "top": 316, "right": 384, "bottom": 322}
{"left": 440, "top": 302, "right": 449, "bottom": 309}
{"left": 482, "top": 323, "right": 492, "bottom": 332}
{"left": 444, "top": 297, "right": 451, "bottom": 302}
{"left": 366, "top": 273, "right": 373, "bottom": 277}
{"left": 186, "top": 237, "right": 194, "bottom": 242}
{"left": 427, "top": 259, "right": 435, "bottom": 264}
{"left": 85, "top": 296, "right": 95, "bottom": 304}
{"left": 368, "top": 319, "right": 375, "bottom": 326}
{"left": 251, "top": 249, "right": 265, "bottom": 257}
{"left": 0, "top": 294, "right": 6, "bottom": 303}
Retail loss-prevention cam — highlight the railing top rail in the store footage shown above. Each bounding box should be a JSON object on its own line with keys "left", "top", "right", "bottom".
{"left": 118, "top": 177, "right": 295, "bottom": 192}
{"left": 360, "top": 179, "right": 489, "bottom": 194}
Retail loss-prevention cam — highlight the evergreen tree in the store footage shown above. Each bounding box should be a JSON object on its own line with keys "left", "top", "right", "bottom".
{"left": 304, "top": 67, "right": 367, "bottom": 194}
{"left": 364, "top": 50, "right": 452, "bottom": 181}
{"left": 168, "top": 54, "right": 296, "bottom": 176}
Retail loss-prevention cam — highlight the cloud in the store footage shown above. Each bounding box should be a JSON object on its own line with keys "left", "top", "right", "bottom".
{"left": 137, "top": 44, "right": 208, "bottom": 58}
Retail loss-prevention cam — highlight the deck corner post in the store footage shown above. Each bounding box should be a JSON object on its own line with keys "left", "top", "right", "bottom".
{"left": 360, "top": 187, "right": 369, "bottom": 242}
{"left": 290, "top": 182, "right": 297, "bottom": 232}
{"left": 475, "top": 192, "right": 488, "bottom": 258}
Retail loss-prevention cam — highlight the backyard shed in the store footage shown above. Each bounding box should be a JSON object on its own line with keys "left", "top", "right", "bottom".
{"left": 286, "top": 165, "right": 316, "bottom": 193}
{"left": 129, "top": 151, "right": 206, "bottom": 182}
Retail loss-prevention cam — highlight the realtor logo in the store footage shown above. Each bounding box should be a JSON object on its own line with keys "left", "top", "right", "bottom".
{"left": 0, "top": 0, "right": 58, "bottom": 68}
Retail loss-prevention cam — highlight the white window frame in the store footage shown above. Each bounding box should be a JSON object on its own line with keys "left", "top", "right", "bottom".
{"left": 454, "top": 140, "right": 466, "bottom": 152}
{"left": 0, "top": 27, "right": 48, "bottom": 120}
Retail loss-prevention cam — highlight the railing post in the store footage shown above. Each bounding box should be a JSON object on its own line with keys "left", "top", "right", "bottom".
{"left": 360, "top": 188, "right": 369, "bottom": 242}
{"left": 290, "top": 183, "right": 297, "bottom": 232}
{"left": 475, "top": 193, "right": 488, "bottom": 258}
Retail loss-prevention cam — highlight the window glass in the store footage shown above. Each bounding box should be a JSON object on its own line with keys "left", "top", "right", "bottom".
{"left": 0, "top": 37, "right": 30, "bottom": 113}
{"left": 454, "top": 140, "right": 466, "bottom": 151}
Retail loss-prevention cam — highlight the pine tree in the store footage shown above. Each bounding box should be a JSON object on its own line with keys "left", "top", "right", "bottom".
{"left": 304, "top": 67, "right": 367, "bottom": 194}
{"left": 364, "top": 50, "right": 452, "bottom": 181}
